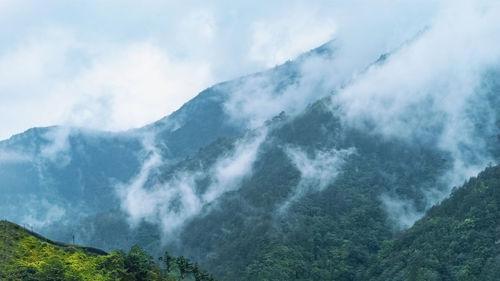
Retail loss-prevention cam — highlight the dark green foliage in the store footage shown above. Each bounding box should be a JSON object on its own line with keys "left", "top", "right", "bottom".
{"left": 370, "top": 165, "right": 500, "bottom": 281}
{"left": 175, "top": 98, "right": 449, "bottom": 280}
{"left": 175, "top": 256, "right": 191, "bottom": 278}
{"left": 125, "top": 245, "right": 155, "bottom": 281}
{"left": 162, "top": 251, "right": 174, "bottom": 272}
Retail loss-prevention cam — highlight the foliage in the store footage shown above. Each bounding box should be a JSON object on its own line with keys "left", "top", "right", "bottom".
{"left": 0, "top": 221, "right": 214, "bottom": 281}
{"left": 369, "top": 165, "right": 500, "bottom": 281}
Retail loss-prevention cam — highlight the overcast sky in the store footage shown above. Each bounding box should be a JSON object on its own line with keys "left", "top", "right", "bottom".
{"left": 0, "top": 0, "right": 440, "bottom": 140}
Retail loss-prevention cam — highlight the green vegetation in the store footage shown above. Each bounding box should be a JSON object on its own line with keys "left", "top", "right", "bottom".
{"left": 370, "top": 164, "right": 500, "bottom": 281}
{"left": 176, "top": 99, "right": 450, "bottom": 280}
{"left": 0, "top": 221, "right": 215, "bottom": 281}
{"left": 49, "top": 96, "right": 500, "bottom": 281}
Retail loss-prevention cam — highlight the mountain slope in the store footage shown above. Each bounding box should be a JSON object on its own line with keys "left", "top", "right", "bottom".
{"left": 0, "top": 220, "right": 215, "bottom": 281}
{"left": 173, "top": 97, "right": 451, "bottom": 280}
{"left": 0, "top": 41, "right": 337, "bottom": 240}
{"left": 66, "top": 62, "right": 500, "bottom": 280}
{"left": 370, "top": 165, "right": 500, "bottom": 281}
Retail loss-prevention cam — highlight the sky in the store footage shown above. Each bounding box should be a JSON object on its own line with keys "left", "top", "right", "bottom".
{"left": 0, "top": 0, "right": 440, "bottom": 140}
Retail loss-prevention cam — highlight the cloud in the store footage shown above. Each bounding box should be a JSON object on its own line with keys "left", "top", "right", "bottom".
{"left": 330, "top": 1, "right": 500, "bottom": 226}
{"left": 220, "top": 1, "right": 441, "bottom": 132}
{"left": 279, "top": 146, "right": 355, "bottom": 213}
{"left": 40, "top": 127, "right": 72, "bottom": 166}
{"left": 0, "top": 149, "right": 31, "bottom": 163}
{"left": 0, "top": 0, "right": 442, "bottom": 140}
{"left": 56, "top": 42, "right": 213, "bottom": 131}
{"left": 117, "top": 128, "right": 267, "bottom": 237}
{"left": 222, "top": 49, "right": 349, "bottom": 130}
{"left": 202, "top": 129, "right": 267, "bottom": 202}
{"left": 0, "top": 28, "right": 213, "bottom": 140}
{"left": 249, "top": 6, "right": 336, "bottom": 67}
{"left": 20, "top": 198, "right": 67, "bottom": 230}
{"left": 380, "top": 194, "right": 423, "bottom": 230}
{"left": 0, "top": 126, "right": 73, "bottom": 167}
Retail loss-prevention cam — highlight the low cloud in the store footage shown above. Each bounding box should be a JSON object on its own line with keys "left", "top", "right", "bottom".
{"left": 331, "top": 1, "right": 500, "bottom": 227}
{"left": 40, "top": 126, "right": 72, "bottom": 166}
{"left": 0, "top": 126, "right": 73, "bottom": 166}
{"left": 117, "top": 129, "right": 267, "bottom": 238}
{"left": 222, "top": 49, "right": 355, "bottom": 130}
{"left": 0, "top": 28, "right": 213, "bottom": 140}
{"left": 380, "top": 194, "right": 423, "bottom": 230}
{"left": 0, "top": 149, "right": 30, "bottom": 163}
{"left": 249, "top": 5, "right": 336, "bottom": 68}
{"left": 279, "top": 146, "right": 355, "bottom": 213}
{"left": 20, "top": 198, "right": 67, "bottom": 230}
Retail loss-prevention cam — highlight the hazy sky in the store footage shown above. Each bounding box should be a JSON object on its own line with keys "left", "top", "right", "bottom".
{"left": 0, "top": 0, "right": 439, "bottom": 140}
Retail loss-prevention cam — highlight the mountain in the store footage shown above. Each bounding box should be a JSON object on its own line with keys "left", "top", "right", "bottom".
{"left": 161, "top": 97, "right": 451, "bottom": 280}
{"left": 0, "top": 220, "right": 215, "bottom": 280}
{"left": 71, "top": 84, "right": 500, "bottom": 281}
{"left": 0, "top": 41, "right": 336, "bottom": 236}
{"left": 0, "top": 40, "right": 341, "bottom": 245}
{"left": 2, "top": 30, "right": 500, "bottom": 281}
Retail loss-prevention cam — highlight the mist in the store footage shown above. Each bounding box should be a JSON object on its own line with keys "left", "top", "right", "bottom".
{"left": 117, "top": 129, "right": 267, "bottom": 238}
{"left": 2, "top": 0, "right": 499, "bottom": 241}
{"left": 331, "top": 1, "right": 500, "bottom": 226}
{"left": 279, "top": 146, "right": 355, "bottom": 213}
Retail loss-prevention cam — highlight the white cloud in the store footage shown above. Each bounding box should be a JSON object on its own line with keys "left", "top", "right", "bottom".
{"left": 279, "top": 146, "right": 355, "bottom": 212}
{"left": 21, "top": 198, "right": 66, "bottom": 229}
{"left": 331, "top": 1, "right": 500, "bottom": 226}
{"left": 0, "top": 149, "right": 31, "bottom": 163}
{"left": 222, "top": 52, "right": 347, "bottom": 130}
{"left": 249, "top": 7, "right": 336, "bottom": 67}
{"left": 380, "top": 194, "right": 423, "bottom": 230}
{"left": 0, "top": 29, "right": 213, "bottom": 139}
{"left": 57, "top": 42, "right": 213, "bottom": 131}
{"left": 203, "top": 129, "right": 267, "bottom": 203}
{"left": 117, "top": 128, "right": 267, "bottom": 237}
{"left": 0, "top": 0, "right": 442, "bottom": 140}
{"left": 40, "top": 127, "right": 72, "bottom": 165}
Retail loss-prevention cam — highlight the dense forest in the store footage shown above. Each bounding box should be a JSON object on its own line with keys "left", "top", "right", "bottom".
{"left": 2, "top": 162, "right": 500, "bottom": 280}
{"left": 370, "top": 165, "right": 500, "bottom": 280}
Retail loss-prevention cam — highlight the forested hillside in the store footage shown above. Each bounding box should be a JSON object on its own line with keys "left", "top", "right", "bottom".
{"left": 52, "top": 63, "right": 500, "bottom": 280}
{"left": 370, "top": 165, "right": 500, "bottom": 281}
{"left": 0, "top": 220, "right": 215, "bottom": 281}
{"left": 174, "top": 98, "right": 451, "bottom": 280}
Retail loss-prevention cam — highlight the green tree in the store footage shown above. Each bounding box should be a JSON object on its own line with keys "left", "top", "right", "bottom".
{"left": 176, "top": 256, "right": 192, "bottom": 279}
{"left": 125, "top": 245, "right": 154, "bottom": 281}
